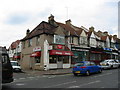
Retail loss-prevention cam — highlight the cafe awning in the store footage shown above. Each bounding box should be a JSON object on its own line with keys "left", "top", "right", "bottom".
{"left": 49, "top": 50, "right": 74, "bottom": 56}
{"left": 30, "top": 51, "right": 41, "bottom": 57}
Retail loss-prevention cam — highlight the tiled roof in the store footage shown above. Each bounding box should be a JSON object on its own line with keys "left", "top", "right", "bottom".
{"left": 9, "top": 40, "right": 20, "bottom": 50}
{"left": 56, "top": 22, "right": 78, "bottom": 36}
{"left": 70, "top": 25, "right": 84, "bottom": 36}
{"left": 21, "top": 21, "right": 57, "bottom": 41}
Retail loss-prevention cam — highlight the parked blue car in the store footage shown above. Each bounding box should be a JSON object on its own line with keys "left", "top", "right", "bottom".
{"left": 72, "top": 61, "right": 102, "bottom": 76}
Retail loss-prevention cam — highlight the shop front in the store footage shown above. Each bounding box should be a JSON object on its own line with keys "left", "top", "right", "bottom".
{"left": 103, "top": 48, "right": 112, "bottom": 60}
{"left": 49, "top": 50, "right": 73, "bottom": 69}
{"left": 13, "top": 53, "right": 21, "bottom": 61}
{"left": 30, "top": 45, "right": 74, "bottom": 70}
{"left": 111, "top": 50, "right": 119, "bottom": 59}
{"left": 71, "top": 46, "right": 90, "bottom": 64}
{"left": 89, "top": 47, "right": 103, "bottom": 64}
{"left": 30, "top": 47, "right": 41, "bottom": 70}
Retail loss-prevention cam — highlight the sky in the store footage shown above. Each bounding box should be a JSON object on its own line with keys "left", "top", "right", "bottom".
{"left": 0, "top": 0, "right": 119, "bottom": 48}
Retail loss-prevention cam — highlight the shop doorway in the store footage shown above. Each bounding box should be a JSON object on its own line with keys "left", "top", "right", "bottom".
{"left": 57, "top": 56, "right": 63, "bottom": 69}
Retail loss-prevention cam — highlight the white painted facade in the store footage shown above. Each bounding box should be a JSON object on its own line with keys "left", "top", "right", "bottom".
{"left": 106, "top": 36, "right": 110, "bottom": 48}
{"left": 79, "top": 30, "right": 88, "bottom": 47}
{"left": 89, "top": 32, "right": 97, "bottom": 47}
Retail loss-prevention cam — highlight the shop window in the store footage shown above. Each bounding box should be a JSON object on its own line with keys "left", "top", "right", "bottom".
{"left": 35, "top": 57, "right": 40, "bottom": 63}
{"left": 90, "top": 53, "right": 96, "bottom": 60}
{"left": 63, "top": 56, "right": 69, "bottom": 63}
{"left": 49, "top": 55, "right": 57, "bottom": 63}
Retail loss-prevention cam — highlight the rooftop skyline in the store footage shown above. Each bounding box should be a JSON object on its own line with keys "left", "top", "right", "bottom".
{"left": 0, "top": 0, "right": 119, "bottom": 48}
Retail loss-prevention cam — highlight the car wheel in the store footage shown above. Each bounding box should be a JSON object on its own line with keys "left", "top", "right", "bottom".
{"left": 99, "top": 69, "right": 102, "bottom": 73}
{"left": 73, "top": 73, "right": 78, "bottom": 76}
{"left": 86, "top": 71, "right": 90, "bottom": 76}
{"left": 111, "top": 65, "right": 113, "bottom": 69}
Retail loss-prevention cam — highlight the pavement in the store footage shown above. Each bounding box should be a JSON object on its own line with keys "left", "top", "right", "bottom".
{"left": 22, "top": 68, "right": 73, "bottom": 75}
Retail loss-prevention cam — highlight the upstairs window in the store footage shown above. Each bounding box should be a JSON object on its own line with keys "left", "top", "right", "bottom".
{"left": 73, "top": 37, "right": 78, "bottom": 45}
{"left": 22, "top": 41, "right": 25, "bottom": 49}
{"left": 36, "top": 36, "right": 40, "bottom": 46}
{"left": 80, "top": 36, "right": 87, "bottom": 45}
{"left": 90, "top": 37, "right": 96, "bottom": 47}
{"left": 28, "top": 39, "right": 32, "bottom": 47}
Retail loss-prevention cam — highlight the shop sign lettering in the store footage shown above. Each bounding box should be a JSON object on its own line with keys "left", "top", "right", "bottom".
{"left": 33, "top": 47, "right": 41, "bottom": 52}
{"left": 56, "top": 52, "right": 62, "bottom": 55}
{"left": 72, "top": 48, "right": 89, "bottom": 51}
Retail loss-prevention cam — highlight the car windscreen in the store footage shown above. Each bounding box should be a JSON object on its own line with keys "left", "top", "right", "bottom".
{"left": 11, "top": 62, "right": 19, "bottom": 66}
{"left": 74, "top": 63, "right": 84, "bottom": 66}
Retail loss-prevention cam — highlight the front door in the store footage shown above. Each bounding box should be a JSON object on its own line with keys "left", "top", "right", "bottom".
{"left": 57, "top": 56, "right": 63, "bottom": 69}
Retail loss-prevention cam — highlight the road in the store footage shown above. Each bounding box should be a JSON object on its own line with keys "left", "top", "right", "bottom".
{"left": 2, "top": 68, "right": 120, "bottom": 89}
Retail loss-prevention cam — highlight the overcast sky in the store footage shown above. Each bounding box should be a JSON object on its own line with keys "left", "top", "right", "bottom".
{"left": 0, "top": 0, "right": 119, "bottom": 48}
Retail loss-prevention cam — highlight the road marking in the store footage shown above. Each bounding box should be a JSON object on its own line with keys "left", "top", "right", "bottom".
{"left": 91, "top": 72, "right": 113, "bottom": 78}
{"left": 27, "top": 77, "right": 35, "bottom": 79}
{"left": 36, "top": 76, "right": 40, "bottom": 78}
{"left": 19, "top": 78, "right": 25, "bottom": 80}
{"left": 48, "top": 75, "right": 56, "bottom": 78}
{"left": 68, "top": 80, "right": 101, "bottom": 88}
{"left": 16, "top": 83, "right": 25, "bottom": 86}
{"left": 68, "top": 86, "right": 79, "bottom": 88}
{"left": 45, "top": 81, "right": 76, "bottom": 88}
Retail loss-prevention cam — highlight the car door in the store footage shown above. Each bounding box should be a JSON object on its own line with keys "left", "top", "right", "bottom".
{"left": 89, "top": 62, "right": 95, "bottom": 73}
{"left": 85, "top": 62, "right": 92, "bottom": 73}
{"left": 110, "top": 60, "right": 115, "bottom": 68}
{"left": 114, "top": 60, "right": 119, "bottom": 68}
{"left": 90, "top": 62, "right": 97, "bottom": 73}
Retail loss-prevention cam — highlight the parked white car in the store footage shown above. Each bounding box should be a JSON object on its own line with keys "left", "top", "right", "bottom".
{"left": 100, "top": 59, "right": 119, "bottom": 69}
{"left": 114, "top": 60, "right": 120, "bottom": 68}
{"left": 10, "top": 61, "right": 22, "bottom": 72}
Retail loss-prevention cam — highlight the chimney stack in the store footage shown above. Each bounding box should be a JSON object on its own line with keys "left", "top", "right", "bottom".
{"left": 48, "top": 14, "right": 58, "bottom": 27}
{"left": 48, "top": 14, "right": 54, "bottom": 22}
{"left": 65, "top": 19, "right": 71, "bottom": 26}
{"left": 89, "top": 26, "right": 94, "bottom": 32}
{"left": 103, "top": 31, "right": 108, "bottom": 36}
{"left": 113, "top": 35, "right": 117, "bottom": 39}
{"left": 26, "top": 29, "right": 30, "bottom": 36}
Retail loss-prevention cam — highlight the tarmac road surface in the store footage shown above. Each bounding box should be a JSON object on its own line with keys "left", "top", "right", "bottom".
{"left": 2, "top": 68, "right": 120, "bottom": 89}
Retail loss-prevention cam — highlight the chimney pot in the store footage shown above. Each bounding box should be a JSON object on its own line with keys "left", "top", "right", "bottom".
{"left": 89, "top": 26, "right": 94, "bottom": 31}
{"left": 113, "top": 35, "right": 117, "bottom": 38}
{"left": 103, "top": 31, "right": 108, "bottom": 35}
{"left": 26, "top": 29, "right": 30, "bottom": 36}
{"left": 48, "top": 14, "right": 54, "bottom": 22}
{"left": 65, "top": 19, "right": 71, "bottom": 25}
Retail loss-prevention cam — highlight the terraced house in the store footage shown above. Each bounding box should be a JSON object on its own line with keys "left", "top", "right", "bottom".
{"left": 8, "top": 40, "right": 22, "bottom": 61}
{"left": 20, "top": 15, "right": 120, "bottom": 70}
